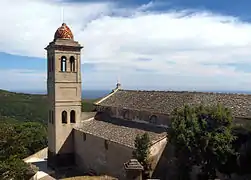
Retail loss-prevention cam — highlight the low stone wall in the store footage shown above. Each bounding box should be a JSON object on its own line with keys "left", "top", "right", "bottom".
{"left": 23, "top": 147, "right": 48, "bottom": 162}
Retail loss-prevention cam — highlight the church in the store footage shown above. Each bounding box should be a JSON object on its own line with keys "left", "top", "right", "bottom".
{"left": 25, "top": 23, "right": 251, "bottom": 180}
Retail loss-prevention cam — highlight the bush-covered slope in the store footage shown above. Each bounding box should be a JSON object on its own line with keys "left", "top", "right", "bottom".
{"left": 0, "top": 89, "right": 97, "bottom": 123}
{"left": 0, "top": 89, "right": 48, "bottom": 123}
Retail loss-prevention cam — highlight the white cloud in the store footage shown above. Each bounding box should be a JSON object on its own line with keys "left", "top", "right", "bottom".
{"left": 0, "top": 0, "right": 112, "bottom": 57}
{"left": 1, "top": 0, "right": 251, "bottom": 91}
{"left": 0, "top": 69, "right": 46, "bottom": 91}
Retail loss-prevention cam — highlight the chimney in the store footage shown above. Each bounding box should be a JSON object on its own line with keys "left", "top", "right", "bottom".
{"left": 124, "top": 159, "right": 143, "bottom": 180}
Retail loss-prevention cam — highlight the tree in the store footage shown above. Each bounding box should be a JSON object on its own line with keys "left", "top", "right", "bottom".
{"left": 0, "top": 157, "right": 37, "bottom": 180}
{"left": 133, "top": 133, "right": 151, "bottom": 179}
{"left": 0, "top": 121, "right": 47, "bottom": 160}
{"left": 169, "top": 104, "right": 236, "bottom": 180}
{"left": 235, "top": 125, "right": 251, "bottom": 175}
{"left": 0, "top": 120, "right": 47, "bottom": 179}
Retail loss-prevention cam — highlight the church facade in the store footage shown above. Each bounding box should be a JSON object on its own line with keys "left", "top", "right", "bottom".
{"left": 45, "top": 23, "right": 251, "bottom": 179}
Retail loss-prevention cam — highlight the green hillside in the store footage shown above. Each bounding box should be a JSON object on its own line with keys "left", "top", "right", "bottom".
{"left": 0, "top": 89, "right": 96, "bottom": 124}
{"left": 0, "top": 89, "right": 98, "bottom": 179}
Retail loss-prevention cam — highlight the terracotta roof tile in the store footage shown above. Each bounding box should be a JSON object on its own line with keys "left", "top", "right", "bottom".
{"left": 96, "top": 89, "right": 251, "bottom": 118}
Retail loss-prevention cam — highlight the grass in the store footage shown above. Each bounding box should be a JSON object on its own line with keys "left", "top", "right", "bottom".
{"left": 62, "top": 175, "right": 117, "bottom": 180}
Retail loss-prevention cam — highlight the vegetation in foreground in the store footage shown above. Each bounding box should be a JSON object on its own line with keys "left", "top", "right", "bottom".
{"left": 133, "top": 133, "right": 151, "bottom": 179}
{"left": 169, "top": 104, "right": 251, "bottom": 180}
{"left": 0, "top": 120, "right": 47, "bottom": 180}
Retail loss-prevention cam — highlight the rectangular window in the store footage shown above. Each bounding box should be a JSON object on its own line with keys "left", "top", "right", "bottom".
{"left": 104, "top": 140, "right": 108, "bottom": 150}
{"left": 47, "top": 55, "right": 51, "bottom": 72}
{"left": 49, "top": 110, "right": 51, "bottom": 123}
{"left": 51, "top": 110, "right": 54, "bottom": 124}
{"left": 51, "top": 58, "right": 54, "bottom": 71}
{"left": 83, "top": 133, "right": 86, "bottom": 141}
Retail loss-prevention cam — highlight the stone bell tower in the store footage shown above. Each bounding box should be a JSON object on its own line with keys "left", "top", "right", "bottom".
{"left": 45, "top": 23, "right": 83, "bottom": 168}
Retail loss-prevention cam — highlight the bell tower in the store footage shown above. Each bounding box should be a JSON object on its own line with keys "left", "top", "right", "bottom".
{"left": 45, "top": 23, "right": 83, "bottom": 168}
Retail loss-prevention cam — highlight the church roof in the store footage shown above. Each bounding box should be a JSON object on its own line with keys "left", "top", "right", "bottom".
{"left": 75, "top": 118, "right": 167, "bottom": 148}
{"left": 95, "top": 89, "right": 251, "bottom": 118}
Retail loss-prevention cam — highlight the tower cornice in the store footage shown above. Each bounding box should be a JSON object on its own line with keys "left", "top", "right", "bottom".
{"left": 45, "top": 39, "right": 83, "bottom": 51}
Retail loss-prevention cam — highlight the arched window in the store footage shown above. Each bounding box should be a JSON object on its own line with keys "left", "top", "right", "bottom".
{"left": 70, "top": 56, "right": 75, "bottom": 72}
{"left": 70, "top": 110, "right": 76, "bottom": 123}
{"left": 149, "top": 115, "right": 157, "bottom": 124}
{"left": 62, "top": 111, "right": 67, "bottom": 124}
{"left": 123, "top": 110, "right": 129, "bottom": 120}
{"left": 61, "top": 56, "right": 67, "bottom": 72}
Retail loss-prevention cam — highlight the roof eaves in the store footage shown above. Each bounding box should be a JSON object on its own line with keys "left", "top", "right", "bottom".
{"left": 74, "top": 127, "right": 135, "bottom": 148}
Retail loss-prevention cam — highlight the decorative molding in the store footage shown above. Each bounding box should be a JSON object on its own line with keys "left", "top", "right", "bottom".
{"left": 54, "top": 46, "right": 81, "bottom": 52}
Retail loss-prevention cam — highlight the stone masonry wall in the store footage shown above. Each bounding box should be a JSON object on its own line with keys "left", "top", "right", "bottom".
{"left": 74, "top": 129, "right": 133, "bottom": 180}
{"left": 96, "top": 105, "right": 171, "bottom": 127}
{"left": 95, "top": 105, "right": 251, "bottom": 128}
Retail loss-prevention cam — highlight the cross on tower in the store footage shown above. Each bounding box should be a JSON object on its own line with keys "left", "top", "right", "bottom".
{"left": 61, "top": 6, "right": 64, "bottom": 23}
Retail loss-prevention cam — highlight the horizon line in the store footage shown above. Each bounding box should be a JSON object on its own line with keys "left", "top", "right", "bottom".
{"left": 2, "top": 88, "right": 251, "bottom": 94}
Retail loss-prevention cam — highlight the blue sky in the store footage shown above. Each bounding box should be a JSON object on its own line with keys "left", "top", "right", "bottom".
{"left": 1, "top": 0, "right": 251, "bottom": 92}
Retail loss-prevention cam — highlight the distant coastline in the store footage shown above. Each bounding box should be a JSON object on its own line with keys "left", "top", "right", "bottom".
{"left": 11, "top": 89, "right": 251, "bottom": 99}
{"left": 13, "top": 90, "right": 111, "bottom": 99}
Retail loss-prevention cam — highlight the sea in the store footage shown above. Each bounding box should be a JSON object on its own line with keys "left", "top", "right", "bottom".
{"left": 16, "top": 89, "right": 251, "bottom": 99}
{"left": 20, "top": 90, "right": 111, "bottom": 99}
{"left": 81, "top": 90, "right": 111, "bottom": 99}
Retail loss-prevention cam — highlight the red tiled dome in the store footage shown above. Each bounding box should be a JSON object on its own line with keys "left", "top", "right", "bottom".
{"left": 54, "top": 23, "right": 74, "bottom": 40}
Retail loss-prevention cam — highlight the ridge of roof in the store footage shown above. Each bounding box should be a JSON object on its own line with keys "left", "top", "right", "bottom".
{"left": 117, "top": 89, "right": 251, "bottom": 96}
{"left": 94, "top": 88, "right": 119, "bottom": 105}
